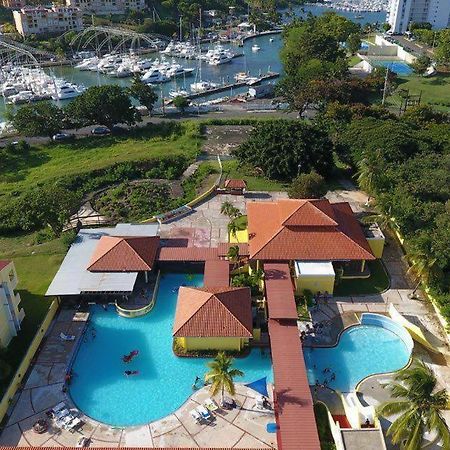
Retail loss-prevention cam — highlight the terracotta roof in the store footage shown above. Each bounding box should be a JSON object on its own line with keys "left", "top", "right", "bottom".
{"left": 224, "top": 179, "right": 247, "bottom": 189}
{"left": 2, "top": 448, "right": 264, "bottom": 450}
{"left": 269, "top": 318, "right": 320, "bottom": 450}
{"left": 173, "top": 286, "right": 253, "bottom": 338}
{"left": 87, "top": 236, "right": 160, "bottom": 272}
{"left": 157, "top": 247, "right": 220, "bottom": 262}
{"left": 217, "top": 243, "right": 249, "bottom": 257}
{"left": 264, "top": 264, "right": 298, "bottom": 320}
{"left": 0, "top": 260, "right": 11, "bottom": 271}
{"left": 204, "top": 260, "right": 230, "bottom": 287}
{"left": 247, "top": 199, "right": 374, "bottom": 261}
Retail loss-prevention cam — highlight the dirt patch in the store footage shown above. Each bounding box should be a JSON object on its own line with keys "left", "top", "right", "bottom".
{"left": 202, "top": 125, "right": 253, "bottom": 156}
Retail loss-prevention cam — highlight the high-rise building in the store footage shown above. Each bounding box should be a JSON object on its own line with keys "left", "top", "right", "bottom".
{"left": 388, "top": 0, "right": 450, "bottom": 34}
{"left": 13, "top": 5, "right": 83, "bottom": 36}
{"left": 0, "top": 260, "right": 25, "bottom": 348}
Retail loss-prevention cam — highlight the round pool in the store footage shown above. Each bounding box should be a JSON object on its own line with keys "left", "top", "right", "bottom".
{"left": 303, "top": 322, "right": 412, "bottom": 392}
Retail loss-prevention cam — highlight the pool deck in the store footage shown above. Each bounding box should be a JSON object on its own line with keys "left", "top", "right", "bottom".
{"left": 0, "top": 308, "right": 276, "bottom": 448}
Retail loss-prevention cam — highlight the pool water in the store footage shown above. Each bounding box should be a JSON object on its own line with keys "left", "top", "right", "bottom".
{"left": 303, "top": 325, "right": 410, "bottom": 392}
{"left": 70, "top": 273, "right": 273, "bottom": 427}
{"left": 371, "top": 60, "right": 413, "bottom": 76}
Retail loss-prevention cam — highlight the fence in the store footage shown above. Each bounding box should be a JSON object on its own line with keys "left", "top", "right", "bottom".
{"left": 0, "top": 300, "right": 59, "bottom": 424}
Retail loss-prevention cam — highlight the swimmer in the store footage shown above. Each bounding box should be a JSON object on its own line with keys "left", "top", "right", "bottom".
{"left": 124, "top": 370, "right": 139, "bottom": 377}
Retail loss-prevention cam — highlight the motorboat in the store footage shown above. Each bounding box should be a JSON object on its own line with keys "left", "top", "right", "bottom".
{"left": 142, "top": 69, "right": 169, "bottom": 84}
{"left": 52, "top": 84, "right": 85, "bottom": 100}
{"left": 190, "top": 80, "right": 218, "bottom": 92}
{"left": 166, "top": 66, "right": 195, "bottom": 78}
{"left": 132, "top": 59, "right": 153, "bottom": 73}
{"left": 7, "top": 90, "right": 33, "bottom": 104}
{"left": 234, "top": 72, "right": 250, "bottom": 82}
{"left": 169, "top": 89, "right": 190, "bottom": 98}
{"left": 252, "top": 44, "right": 261, "bottom": 52}
{"left": 209, "top": 53, "right": 232, "bottom": 65}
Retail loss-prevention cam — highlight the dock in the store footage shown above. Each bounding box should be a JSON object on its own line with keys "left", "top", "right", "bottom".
{"left": 186, "top": 72, "right": 279, "bottom": 100}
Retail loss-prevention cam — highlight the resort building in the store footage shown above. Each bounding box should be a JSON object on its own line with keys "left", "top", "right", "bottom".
{"left": 0, "top": 260, "right": 25, "bottom": 347}
{"left": 13, "top": 5, "right": 83, "bottom": 37}
{"left": 246, "top": 199, "right": 383, "bottom": 294}
{"left": 387, "top": 0, "right": 450, "bottom": 33}
{"left": 173, "top": 286, "right": 253, "bottom": 351}
{"left": 0, "top": 0, "right": 25, "bottom": 9}
{"left": 65, "top": 0, "right": 145, "bottom": 16}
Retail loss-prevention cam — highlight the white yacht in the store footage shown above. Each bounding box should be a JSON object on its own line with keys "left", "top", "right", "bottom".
{"left": 190, "top": 81, "right": 218, "bottom": 93}
{"left": 132, "top": 59, "right": 153, "bottom": 73}
{"left": 7, "top": 90, "right": 33, "bottom": 104}
{"left": 209, "top": 53, "right": 232, "bottom": 65}
{"left": 166, "top": 66, "right": 195, "bottom": 78}
{"left": 52, "top": 84, "right": 85, "bottom": 100}
{"left": 142, "top": 69, "right": 169, "bottom": 84}
{"left": 169, "top": 89, "right": 190, "bottom": 98}
{"left": 252, "top": 44, "right": 261, "bottom": 52}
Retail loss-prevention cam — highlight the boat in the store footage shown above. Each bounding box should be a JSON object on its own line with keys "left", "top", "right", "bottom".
{"left": 252, "top": 44, "right": 261, "bottom": 52}
{"left": 269, "top": 38, "right": 274, "bottom": 42}
{"left": 52, "top": 83, "right": 85, "bottom": 100}
{"left": 169, "top": 89, "right": 190, "bottom": 98}
{"left": 142, "top": 69, "right": 169, "bottom": 84}
{"left": 190, "top": 81, "right": 218, "bottom": 93}
{"left": 7, "top": 90, "right": 33, "bottom": 104}
{"left": 166, "top": 66, "right": 195, "bottom": 78}
{"left": 209, "top": 53, "right": 232, "bottom": 65}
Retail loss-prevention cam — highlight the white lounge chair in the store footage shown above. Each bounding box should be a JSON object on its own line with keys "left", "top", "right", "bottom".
{"left": 52, "top": 402, "right": 66, "bottom": 413}
{"left": 204, "top": 398, "right": 219, "bottom": 411}
{"left": 54, "top": 408, "right": 70, "bottom": 420}
{"left": 57, "top": 414, "right": 74, "bottom": 428}
{"left": 196, "top": 405, "right": 213, "bottom": 421}
{"left": 190, "top": 409, "right": 203, "bottom": 423}
{"left": 64, "top": 417, "right": 82, "bottom": 430}
{"left": 60, "top": 332, "right": 76, "bottom": 341}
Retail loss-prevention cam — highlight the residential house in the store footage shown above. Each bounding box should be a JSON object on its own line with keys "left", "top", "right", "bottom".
{"left": 0, "top": 260, "right": 25, "bottom": 347}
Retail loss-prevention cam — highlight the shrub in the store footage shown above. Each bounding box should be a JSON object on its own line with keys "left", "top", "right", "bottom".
{"left": 288, "top": 171, "right": 327, "bottom": 199}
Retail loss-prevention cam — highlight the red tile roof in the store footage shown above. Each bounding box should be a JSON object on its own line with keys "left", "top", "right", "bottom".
{"left": 157, "top": 246, "right": 220, "bottom": 261}
{"left": 217, "top": 243, "right": 249, "bottom": 257}
{"left": 88, "top": 236, "right": 160, "bottom": 272}
{"left": 173, "top": 286, "right": 253, "bottom": 338}
{"left": 204, "top": 260, "right": 230, "bottom": 287}
{"left": 247, "top": 199, "right": 374, "bottom": 261}
{"left": 3, "top": 448, "right": 263, "bottom": 450}
{"left": 0, "top": 260, "right": 11, "bottom": 271}
{"left": 269, "top": 318, "right": 320, "bottom": 450}
{"left": 224, "top": 179, "right": 247, "bottom": 189}
{"left": 264, "top": 264, "right": 298, "bottom": 320}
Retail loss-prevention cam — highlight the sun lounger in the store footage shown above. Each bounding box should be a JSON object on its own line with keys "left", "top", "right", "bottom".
{"left": 54, "top": 408, "right": 70, "bottom": 420}
{"left": 57, "top": 414, "right": 74, "bottom": 428}
{"left": 53, "top": 402, "right": 66, "bottom": 413}
{"left": 64, "top": 417, "right": 82, "bottom": 431}
{"left": 190, "top": 409, "right": 203, "bottom": 423}
{"left": 204, "top": 398, "right": 219, "bottom": 412}
{"left": 196, "top": 405, "right": 213, "bottom": 421}
{"left": 77, "top": 436, "right": 90, "bottom": 447}
{"left": 60, "top": 332, "right": 76, "bottom": 341}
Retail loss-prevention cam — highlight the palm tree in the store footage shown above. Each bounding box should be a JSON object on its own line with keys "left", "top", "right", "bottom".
{"left": 227, "top": 245, "right": 240, "bottom": 270}
{"left": 205, "top": 352, "right": 244, "bottom": 404}
{"left": 355, "top": 149, "right": 382, "bottom": 204}
{"left": 221, "top": 201, "right": 234, "bottom": 217}
{"left": 377, "top": 359, "right": 450, "bottom": 450}
{"left": 228, "top": 221, "right": 240, "bottom": 243}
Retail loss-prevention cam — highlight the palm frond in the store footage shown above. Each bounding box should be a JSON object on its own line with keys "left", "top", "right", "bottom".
{"left": 403, "top": 416, "right": 424, "bottom": 450}
{"left": 377, "top": 400, "right": 411, "bottom": 418}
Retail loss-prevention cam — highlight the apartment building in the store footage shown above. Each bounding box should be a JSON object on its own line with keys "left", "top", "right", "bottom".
{"left": 13, "top": 5, "right": 83, "bottom": 37}
{"left": 0, "top": 260, "right": 25, "bottom": 348}
{"left": 65, "top": 0, "right": 145, "bottom": 16}
{"left": 388, "top": 0, "right": 450, "bottom": 33}
{"left": 0, "top": 0, "right": 26, "bottom": 9}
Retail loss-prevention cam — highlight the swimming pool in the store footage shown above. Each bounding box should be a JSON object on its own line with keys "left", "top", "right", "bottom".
{"left": 70, "top": 273, "right": 273, "bottom": 426}
{"left": 303, "top": 314, "right": 412, "bottom": 392}
{"left": 370, "top": 60, "right": 413, "bottom": 76}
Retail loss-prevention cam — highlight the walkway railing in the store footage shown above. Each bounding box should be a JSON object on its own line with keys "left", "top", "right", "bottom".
{"left": 115, "top": 270, "right": 161, "bottom": 318}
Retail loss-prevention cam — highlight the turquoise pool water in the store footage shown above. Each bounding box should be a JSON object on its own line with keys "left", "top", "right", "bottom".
{"left": 70, "top": 273, "right": 273, "bottom": 426}
{"left": 303, "top": 324, "right": 411, "bottom": 392}
{"left": 371, "top": 60, "right": 413, "bottom": 76}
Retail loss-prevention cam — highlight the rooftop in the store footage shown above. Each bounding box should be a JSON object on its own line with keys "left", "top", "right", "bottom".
{"left": 203, "top": 260, "right": 230, "bottom": 288}
{"left": 247, "top": 199, "right": 375, "bottom": 261}
{"left": 173, "top": 286, "right": 253, "bottom": 338}
{"left": 45, "top": 224, "right": 159, "bottom": 296}
{"left": 0, "top": 260, "right": 11, "bottom": 271}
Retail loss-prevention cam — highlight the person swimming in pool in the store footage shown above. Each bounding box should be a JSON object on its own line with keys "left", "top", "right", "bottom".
{"left": 125, "top": 370, "right": 139, "bottom": 377}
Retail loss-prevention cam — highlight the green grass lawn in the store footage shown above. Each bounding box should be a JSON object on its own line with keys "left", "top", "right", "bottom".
{"left": 334, "top": 260, "right": 390, "bottom": 296}
{"left": 221, "top": 160, "right": 288, "bottom": 191}
{"left": 0, "top": 235, "right": 67, "bottom": 396}
{"left": 0, "top": 122, "right": 201, "bottom": 197}
{"left": 386, "top": 74, "right": 450, "bottom": 112}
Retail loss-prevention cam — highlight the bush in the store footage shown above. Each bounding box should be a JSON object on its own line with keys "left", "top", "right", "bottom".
{"left": 288, "top": 171, "right": 327, "bottom": 199}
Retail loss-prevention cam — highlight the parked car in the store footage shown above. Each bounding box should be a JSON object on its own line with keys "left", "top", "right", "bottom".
{"left": 52, "top": 133, "right": 75, "bottom": 142}
{"left": 91, "top": 126, "right": 111, "bottom": 136}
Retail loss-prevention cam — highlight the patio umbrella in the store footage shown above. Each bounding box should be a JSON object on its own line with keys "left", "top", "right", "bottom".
{"left": 245, "top": 377, "right": 269, "bottom": 397}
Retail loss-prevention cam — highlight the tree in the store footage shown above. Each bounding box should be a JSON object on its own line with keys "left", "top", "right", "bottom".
{"left": 356, "top": 149, "right": 383, "bottom": 200}
{"left": 377, "top": 359, "right": 450, "bottom": 450}
{"left": 65, "top": 85, "right": 139, "bottom": 128}
{"left": 228, "top": 221, "right": 240, "bottom": 242}
{"left": 205, "top": 352, "right": 244, "bottom": 404}
{"left": 221, "top": 201, "right": 234, "bottom": 217}
{"left": 227, "top": 245, "right": 240, "bottom": 270}
{"left": 127, "top": 74, "right": 158, "bottom": 112}
{"left": 411, "top": 55, "right": 431, "bottom": 74}
{"left": 172, "top": 95, "right": 189, "bottom": 112}
{"left": 8, "top": 101, "right": 65, "bottom": 137}
{"left": 402, "top": 105, "right": 450, "bottom": 126}
{"left": 233, "top": 120, "right": 333, "bottom": 181}
{"left": 21, "top": 184, "right": 81, "bottom": 236}
{"left": 288, "top": 171, "right": 327, "bottom": 199}
{"left": 347, "top": 33, "right": 361, "bottom": 55}
{"left": 435, "top": 29, "right": 450, "bottom": 66}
